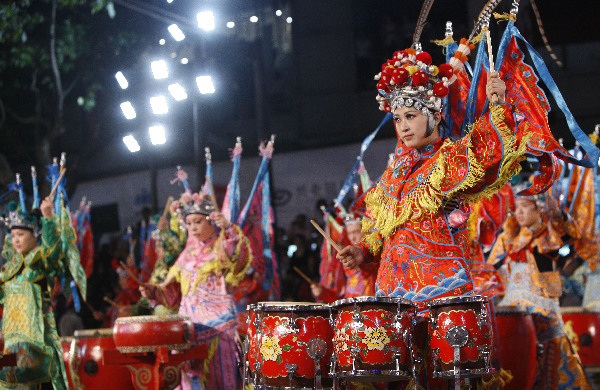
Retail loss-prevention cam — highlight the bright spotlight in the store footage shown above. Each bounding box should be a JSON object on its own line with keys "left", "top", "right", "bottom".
{"left": 286, "top": 17, "right": 292, "bottom": 23}
{"left": 226, "top": 21, "right": 235, "bottom": 28}
{"left": 123, "top": 135, "right": 140, "bottom": 152}
{"left": 159, "top": 38, "right": 166, "bottom": 45}
{"left": 197, "top": 11, "right": 215, "bottom": 31}
{"left": 166, "top": 0, "right": 173, "bottom": 3}
{"left": 196, "top": 76, "right": 215, "bottom": 94}
{"left": 149, "top": 125, "right": 167, "bottom": 145}
{"left": 181, "top": 57, "right": 189, "bottom": 64}
{"left": 150, "top": 95, "right": 169, "bottom": 114}
{"left": 115, "top": 71, "right": 128, "bottom": 89}
{"left": 120, "top": 101, "right": 136, "bottom": 120}
{"left": 250, "top": 16, "right": 258, "bottom": 23}
{"left": 151, "top": 60, "right": 169, "bottom": 80}
{"left": 275, "top": 10, "right": 282, "bottom": 16}
{"left": 168, "top": 83, "right": 188, "bottom": 101}
{"left": 168, "top": 24, "right": 185, "bottom": 41}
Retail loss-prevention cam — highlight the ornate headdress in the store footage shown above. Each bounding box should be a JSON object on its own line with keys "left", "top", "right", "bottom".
{"left": 1, "top": 173, "right": 42, "bottom": 236}
{"left": 340, "top": 211, "right": 363, "bottom": 226}
{"left": 511, "top": 174, "right": 544, "bottom": 207}
{"left": 375, "top": 43, "right": 473, "bottom": 115}
{"left": 177, "top": 192, "right": 214, "bottom": 217}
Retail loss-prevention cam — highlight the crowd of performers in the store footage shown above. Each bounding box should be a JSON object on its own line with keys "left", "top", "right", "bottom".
{"left": 1, "top": 2, "right": 600, "bottom": 390}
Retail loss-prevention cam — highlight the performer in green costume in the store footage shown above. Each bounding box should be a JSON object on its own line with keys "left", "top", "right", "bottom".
{"left": 0, "top": 169, "right": 86, "bottom": 390}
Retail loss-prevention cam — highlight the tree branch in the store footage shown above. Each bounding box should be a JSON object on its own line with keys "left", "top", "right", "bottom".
{"left": 49, "top": 0, "right": 65, "bottom": 136}
{"left": 5, "top": 105, "right": 52, "bottom": 130}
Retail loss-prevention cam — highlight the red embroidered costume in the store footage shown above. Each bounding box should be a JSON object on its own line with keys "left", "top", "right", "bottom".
{"left": 358, "top": 101, "right": 526, "bottom": 311}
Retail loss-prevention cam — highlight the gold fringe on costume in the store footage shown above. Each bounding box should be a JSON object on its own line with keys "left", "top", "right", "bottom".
{"left": 166, "top": 224, "right": 252, "bottom": 297}
{"left": 363, "top": 104, "right": 527, "bottom": 255}
{"left": 191, "top": 224, "right": 252, "bottom": 293}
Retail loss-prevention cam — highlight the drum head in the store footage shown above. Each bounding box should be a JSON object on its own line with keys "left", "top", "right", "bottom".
{"left": 73, "top": 328, "right": 113, "bottom": 338}
{"left": 560, "top": 306, "right": 600, "bottom": 314}
{"left": 495, "top": 305, "right": 530, "bottom": 316}
{"left": 260, "top": 301, "right": 329, "bottom": 312}
{"left": 427, "top": 295, "right": 488, "bottom": 308}
{"left": 332, "top": 295, "right": 413, "bottom": 308}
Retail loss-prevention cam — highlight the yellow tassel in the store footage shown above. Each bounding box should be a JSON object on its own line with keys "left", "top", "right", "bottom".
{"left": 468, "top": 201, "right": 482, "bottom": 242}
{"left": 202, "top": 336, "right": 220, "bottom": 388}
{"left": 431, "top": 36, "right": 455, "bottom": 54}
{"left": 493, "top": 12, "right": 517, "bottom": 22}
{"left": 470, "top": 30, "right": 485, "bottom": 44}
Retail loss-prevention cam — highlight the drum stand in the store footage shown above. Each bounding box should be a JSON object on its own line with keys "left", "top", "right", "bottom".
{"left": 104, "top": 344, "right": 207, "bottom": 390}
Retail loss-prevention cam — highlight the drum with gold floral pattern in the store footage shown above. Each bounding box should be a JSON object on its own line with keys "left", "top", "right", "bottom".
{"left": 244, "top": 303, "right": 263, "bottom": 384}
{"left": 427, "top": 295, "right": 494, "bottom": 379}
{"left": 331, "top": 296, "right": 416, "bottom": 382}
{"left": 257, "top": 302, "right": 334, "bottom": 389}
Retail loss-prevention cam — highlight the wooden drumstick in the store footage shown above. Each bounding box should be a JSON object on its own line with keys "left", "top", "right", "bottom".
{"left": 49, "top": 168, "right": 66, "bottom": 200}
{"left": 120, "top": 261, "right": 144, "bottom": 286}
{"left": 485, "top": 27, "right": 499, "bottom": 104}
{"left": 293, "top": 266, "right": 313, "bottom": 285}
{"left": 162, "top": 196, "right": 174, "bottom": 218}
{"left": 311, "top": 219, "right": 360, "bottom": 272}
{"left": 310, "top": 219, "right": 342, "bottom": 252}
{"left": 103, "top": 296, "right": 121, "bottom": 308}
{"left": 205, "top": 175, "right": 220, "bottom": 213}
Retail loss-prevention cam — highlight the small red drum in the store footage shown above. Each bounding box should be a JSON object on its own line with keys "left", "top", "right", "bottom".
{"left": 561, "top": 307, "right": 600, "bottom": 370}
{"left": 70, "top": 328, "right": 134, "bottom": 389}
{"left": 331, "top": 296, "right": 415, "bottom": 382}
{"left": 60, "top": 337, "right": 74, "bottom": 388}
{"left": 494, "top": 305, "right": 537, "bottom": 390}
{"left": 244, "top": 303, "right": 263, "bottom": 383}
{"left": 427, "top": 296, "right": 494, "bottom": 379}
{"left": 113, "top": 315, "right": 193, "bottom": 353}
{"left": 257, "top": 302, "right": 334, "bottom": 389}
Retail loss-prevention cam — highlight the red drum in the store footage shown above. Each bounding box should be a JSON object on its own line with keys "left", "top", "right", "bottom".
{"left": 257, "top": 302, "right": 334, "bottom": 388}
{"left": 113, "top": 315, "right": 193, "bottom": 353}
{"left": 561, "top": 307, "right": 600, "bottom": 370}
{"left": 427, "top": 296, "right": 494, "bottom": 379}
{"left": 331, "top": 296, "right": 416, "bottom": 382}
{"left": 60, "top": 337, "right": 74, "bottom": 388}
{"left": 494, "top": 305, "right": 537, "bottom": 390}
{"left": 244, "top": 303, "right": 263, "bottom": 384}
{"left": 70, "top": 328, "right": 134, "bottom": 389}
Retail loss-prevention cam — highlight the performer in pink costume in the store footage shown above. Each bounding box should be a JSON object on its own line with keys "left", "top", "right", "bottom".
{"left": 143, "top": 192, "right": 250, "bottom": 389}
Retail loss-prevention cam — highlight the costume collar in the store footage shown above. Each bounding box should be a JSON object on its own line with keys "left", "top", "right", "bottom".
{"left": 395, "top": 136, "right": 443, "bottom": 162}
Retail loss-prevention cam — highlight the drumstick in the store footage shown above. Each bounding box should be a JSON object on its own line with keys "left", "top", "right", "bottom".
{"left": 205, "top": 175, "right": 220, "bottom": 213}
{"left": 162, "top": 196, "right": 174, "bottom": 218}
{"left": 311, "top": 219, "right": 360, "bottom": 272}
{"left": 485, "top": 27, "right": 499, "bottom": 104}
{"left": 310, "top": 219, "right": 342, "bottom": 252}
{"left": 293, "top": 266, "right": 313, "bottom": 284}
{"left": 49, "top": 168, "right": 66, "bottom": 200}
{"left": 103, "top": 296, "right": 121, "bottom": 308}
{"left": 120, "top": 261, "right": 144, "bottom": 286}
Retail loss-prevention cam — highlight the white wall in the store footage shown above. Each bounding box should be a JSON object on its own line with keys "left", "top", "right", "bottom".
{"left": 71, "top": 138, "right": 397, "bottom": 234}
